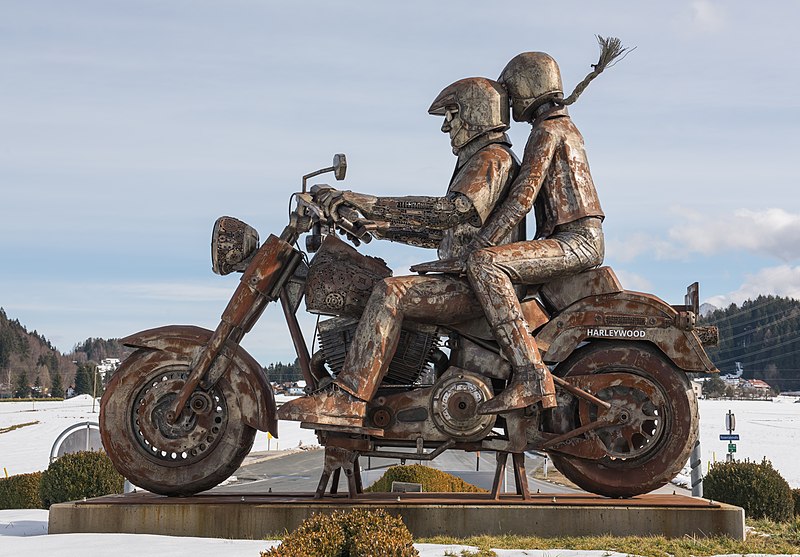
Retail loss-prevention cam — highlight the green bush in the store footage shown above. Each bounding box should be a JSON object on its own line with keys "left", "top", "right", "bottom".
{"left": 704, "top": 458, "right": 793, "bottom": 521}
{"left": 365, "top": 464, "right": 486, "bottom": 493}
{"left": 262, "top": 509, "right": 418, "bottom": 557}
{"left": 792, "top": 488, "right": 800, "bottom": 517}
{"left": 39, "top": 451, "right": 124, "bottom": 509}
{"left": 0, "top": 471, "right": 43, "bottom": 509}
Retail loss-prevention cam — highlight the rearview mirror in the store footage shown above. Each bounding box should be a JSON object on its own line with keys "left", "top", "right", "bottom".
{"left": 333, "top": 153, "right": 347, "bottom": 181}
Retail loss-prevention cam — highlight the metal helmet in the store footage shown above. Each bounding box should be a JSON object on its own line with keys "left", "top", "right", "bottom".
{"left": 428, "top": 77, "right": 509, "bottom": 151}
{"left": 498, "top": 52, "right": 563, "bottom": 122}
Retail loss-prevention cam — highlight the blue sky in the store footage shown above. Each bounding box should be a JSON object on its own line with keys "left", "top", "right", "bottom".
{"left": 1, "top": 1, "right": 799, "bottom": 364}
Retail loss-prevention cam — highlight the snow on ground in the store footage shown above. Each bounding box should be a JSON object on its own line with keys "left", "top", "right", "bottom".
{"left": 698, "top": 396, "right": 800, "bottom": 487}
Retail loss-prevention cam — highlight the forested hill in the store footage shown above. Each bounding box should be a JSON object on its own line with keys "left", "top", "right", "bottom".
{"left": 0, "top": 308, "right": 131, "bottom": 397}
{"left": 701, "top": 295, "right": 800, "bottom": 391}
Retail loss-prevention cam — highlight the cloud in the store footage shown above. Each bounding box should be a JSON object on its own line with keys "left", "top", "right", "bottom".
{"left": 609, "top": 208, "right": 800, "bottom": 263}
{"left": 669, "top": 208, "right": 800, "bottom": 261}
{"left": 705, "top": 265, "right": 800, "bottom": 307}
{"left": 690, "top": 0, "right": 725, "bottom": 32}
{"left": 606, "top": 233, "right": 684, "bottom": 263}
{"left": 612, "top": 269, "right": 654, "bottom": 292}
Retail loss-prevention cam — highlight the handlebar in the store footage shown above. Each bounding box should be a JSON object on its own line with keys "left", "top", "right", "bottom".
{"left": 291, "top": 187, "right": 374, "bottom": 249}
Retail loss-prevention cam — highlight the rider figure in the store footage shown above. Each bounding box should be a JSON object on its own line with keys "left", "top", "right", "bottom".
{"left": 420, "top": 45, "right": 628, "bottom": 414}
{"left": 277, "top": 77, "right": 522, "bottom": 429}
{"left": 469, "top": 52, "right": 605, "bottom": 414}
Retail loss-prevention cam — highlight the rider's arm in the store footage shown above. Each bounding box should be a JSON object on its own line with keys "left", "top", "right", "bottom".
{"left": 361, "top": 192, "right": 479, "bottom": 231}
{"left": 372, "top": 228, "right": 443, "bottom": 248}
{"left": 336, "top": 144, "right": 514, "bottom": 233}
{"left": 473, "top": 127, "right": 557, "bottom": 246}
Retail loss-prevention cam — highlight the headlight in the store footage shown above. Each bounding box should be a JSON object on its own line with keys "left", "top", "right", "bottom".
{"left": 211, "top": 216, "right": 260, "bottom": 275}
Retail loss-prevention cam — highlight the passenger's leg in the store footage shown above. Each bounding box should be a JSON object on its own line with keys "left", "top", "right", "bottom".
{"left": 467, "top": 241, "right": 564, "bottom": 413}
{"left": 467, "top": 229, "right": 604, "bottom": 414}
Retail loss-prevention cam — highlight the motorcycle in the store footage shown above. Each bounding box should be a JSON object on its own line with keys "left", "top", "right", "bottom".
{"left": 100, "top": 154, "right": 718, "bottom": 498}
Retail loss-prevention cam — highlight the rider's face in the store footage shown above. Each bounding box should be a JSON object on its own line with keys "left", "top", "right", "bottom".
{"left": 441, "top": 106, "right": 468, "bottom": 153}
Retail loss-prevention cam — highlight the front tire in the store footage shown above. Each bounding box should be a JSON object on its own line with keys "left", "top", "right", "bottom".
{"left": 100, "top": 348, "right": 256, "bottom": 496}
{"left": 546, "top": 342, "right": 698, "bottom": 498}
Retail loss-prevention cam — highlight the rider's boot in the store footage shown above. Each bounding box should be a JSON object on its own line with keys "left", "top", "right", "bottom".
{"left": 276, "top": 384, "right": 368, "bottom": 428}
{"left": 477, "top": 362, "right": 557, "bottom": 415}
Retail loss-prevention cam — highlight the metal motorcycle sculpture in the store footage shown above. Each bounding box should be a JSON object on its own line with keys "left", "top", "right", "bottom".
{"left": 100, "top": 152, "right": 718, "bottom": 499}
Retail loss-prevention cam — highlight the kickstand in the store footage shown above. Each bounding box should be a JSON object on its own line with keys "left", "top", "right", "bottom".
{"left": 490, "top": 451, "right": 531, "bottom": 500}
{"left": 314, "top": 446, "right": 363, "bottom": 499}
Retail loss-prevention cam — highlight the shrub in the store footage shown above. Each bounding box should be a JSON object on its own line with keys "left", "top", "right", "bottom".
{"left": 365, "top": 464, "right": 486, "bottom": 493}
{"left": 704, "top": 458, "right": 793, "bottom": 521}
{"left": 39, "top": 451, "right": 124, "bottom": 509}
{"left": 262, "top": 508, "right": 418, "bottom": 557}
{"left": 263, "top": 511, "right": 346, "bottom": 557}
{"left": 0, "top": 471, "right": 43, "bottom": 509}
{"left": 793, "top": 488, "right": 800, "bottom": 517}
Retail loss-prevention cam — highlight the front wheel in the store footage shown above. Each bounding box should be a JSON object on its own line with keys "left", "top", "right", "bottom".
{"left": 100, "top": 349, "right": 256, "bottom": 496}
{"left": 545, "top": 342, "right": 698, "bottom": 498}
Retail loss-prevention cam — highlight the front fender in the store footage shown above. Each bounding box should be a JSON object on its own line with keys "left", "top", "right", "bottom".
{"left": 536, "top": 291, "right": 719, "bottom": 374}
{"left": 121, "top": 325, "right": 278, "bottom": 436}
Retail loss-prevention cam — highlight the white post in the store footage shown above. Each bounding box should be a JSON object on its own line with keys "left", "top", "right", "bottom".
{"left": 690, "top": 439, "right": 703, "bottom": 497}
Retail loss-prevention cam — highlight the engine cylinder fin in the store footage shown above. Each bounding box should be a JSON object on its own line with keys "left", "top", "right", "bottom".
{"left": 317, "top": 317, "right": 439, "bottom": 385}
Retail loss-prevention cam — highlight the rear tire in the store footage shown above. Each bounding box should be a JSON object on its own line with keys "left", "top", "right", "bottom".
{"left": 545, "top": 342, "right": 698, "bottom": 498}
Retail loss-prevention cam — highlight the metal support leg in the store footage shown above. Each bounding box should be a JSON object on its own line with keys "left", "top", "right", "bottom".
{"left": 491, "top": 451, "right": 509, "bottom": 500}
{"left": 330, "top": 468, "right": 341, "bottom": 495}
{"left": 512, "top": 452, "right": 531, "bottom": 500}
{"left": 314, "top": 446, "right": 361, "bottom": 499}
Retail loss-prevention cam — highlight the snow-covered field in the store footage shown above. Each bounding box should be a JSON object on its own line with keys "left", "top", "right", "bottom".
{"left": 698, "top": 396, "right": 800, "bottom": 487}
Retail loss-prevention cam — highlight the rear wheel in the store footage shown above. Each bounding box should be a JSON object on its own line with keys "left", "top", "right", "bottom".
{"left": 100, "top": 349, "right": 256, "bottom": 496}
{"left": 545, "top": 342, "right": 698, "bottom": 498}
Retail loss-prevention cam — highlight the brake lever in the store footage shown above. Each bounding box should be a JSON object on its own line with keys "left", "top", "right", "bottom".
{"left": 336, "top": 206, "right": 373, "bottom": 244}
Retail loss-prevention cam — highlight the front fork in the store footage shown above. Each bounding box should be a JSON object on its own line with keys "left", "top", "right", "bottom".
{"left": 166, "top": 234, "right": 304, "bottom": 423}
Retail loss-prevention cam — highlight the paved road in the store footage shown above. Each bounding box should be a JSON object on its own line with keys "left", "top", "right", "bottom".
{"left": 212, "top": 448, "right": 581, "bottom": 495}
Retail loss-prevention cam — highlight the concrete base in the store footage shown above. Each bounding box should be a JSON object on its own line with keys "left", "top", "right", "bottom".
{"left": 49, "top": 491, "right": 745, "bottom": 540}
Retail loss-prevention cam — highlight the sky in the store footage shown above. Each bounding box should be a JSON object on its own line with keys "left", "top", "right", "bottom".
{"left": 1, "top": 0, "right": 799, "bottom": 364}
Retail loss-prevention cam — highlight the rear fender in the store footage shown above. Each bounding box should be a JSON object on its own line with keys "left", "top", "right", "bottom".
{"left": 536, "top": 291, "right": 719, "bottom": 373}
{"left": 121, "top": 325, "right": 278, "bottom": 436}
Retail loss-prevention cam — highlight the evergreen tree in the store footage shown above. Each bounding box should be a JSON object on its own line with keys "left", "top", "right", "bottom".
{"left": 13, "top": 370, "right": 30, "bottom": 398}
{"left": 74, "top": 364, "right": 92, "bottom": 396}
{"left": 50, "top": 370, "right": 64, "bottom": 398}
{"left": 703, "top": 376, "right": 726, "bottom": 398}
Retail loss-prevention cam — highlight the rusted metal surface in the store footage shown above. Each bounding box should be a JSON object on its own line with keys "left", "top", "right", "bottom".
{"left": 541, "top": 266, "right": 622, "bottom": 311}
{"left": 314, "top": 447, "right": 362, "bottom": 499}
{"left": 76, "top": 490, "right": 721, "bottom": 508}
{"left": 545, "top": 343, "right": 698, "bottom": 498}
{"left": 118, "top": 325, "right": 276, "bottom": 436}
{"left": 305, "top": 235, "right": 392, "bottom": 317}
{"left": 101, "top": 53, "right": 717, "bottom": 502}
{"left": 100, "top": 348, "right": 256, "bottom": 496}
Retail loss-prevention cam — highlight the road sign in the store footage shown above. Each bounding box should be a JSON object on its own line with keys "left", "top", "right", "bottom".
{"left": 728, "top": 443, "right": 737, "bottom": 453}
{"left": 725, "top": 411, "right": 736, "bottom": 432}
{"left": 719, "top": 434, "right": 740, "bottom": 441}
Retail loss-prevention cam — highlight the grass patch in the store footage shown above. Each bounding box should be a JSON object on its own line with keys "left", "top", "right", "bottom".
{"left": 0, "top": 421, "right": 39, "bottom": 435}
{"left": 421, "top": 518, "right": 800, "bottom": 557}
